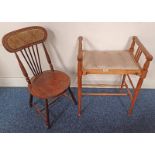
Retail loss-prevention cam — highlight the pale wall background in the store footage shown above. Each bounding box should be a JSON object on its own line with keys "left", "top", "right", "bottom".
{"left": 0, "top": 22, "right": 155, "bottom": 88}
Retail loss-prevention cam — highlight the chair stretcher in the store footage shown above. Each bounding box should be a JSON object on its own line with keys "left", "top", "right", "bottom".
{"left": 77, "top": 36, "right": 153, "bottom": 116}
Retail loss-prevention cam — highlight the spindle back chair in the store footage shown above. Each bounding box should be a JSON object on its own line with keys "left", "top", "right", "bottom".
{"left": 2, "top": 26, "right": 76, "bottom": 128}
{"left": 77, "top": 36, "right": 153, "bottom": 116}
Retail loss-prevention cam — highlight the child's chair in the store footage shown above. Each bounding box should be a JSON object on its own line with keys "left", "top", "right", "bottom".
{"left": 2, "top": 26, "right": 76, "bottom": 128}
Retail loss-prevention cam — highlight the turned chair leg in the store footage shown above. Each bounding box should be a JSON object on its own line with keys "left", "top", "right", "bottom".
{"left": 29, "top": 94, "right": 33, "bottom": 108}
{"left": 68, "top": 87, "right": 77, "bottom": 105}
{"left": 78, "top": 74, "right": 82, "bottom": 116}
{"left": 128, "top": 77, "right": 144, "bottom": 115}
{"left": 45, "top": 99, "right": 50, "bottom": 128}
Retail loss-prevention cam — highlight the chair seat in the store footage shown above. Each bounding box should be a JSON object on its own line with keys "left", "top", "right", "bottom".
{"left": 28, "top": 70, "right": 70, "bottom": 99}
{"left": 83, "top": 50, "right": 141, "bottom": 74}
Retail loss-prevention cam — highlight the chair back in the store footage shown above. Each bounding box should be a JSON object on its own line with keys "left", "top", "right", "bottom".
{"left": 2, "top": 26, "right": 54, "bottom": 84}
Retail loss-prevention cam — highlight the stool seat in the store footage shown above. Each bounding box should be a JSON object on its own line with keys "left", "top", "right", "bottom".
{"left": 83, "top": 50, "right": 141, "bottom": 74}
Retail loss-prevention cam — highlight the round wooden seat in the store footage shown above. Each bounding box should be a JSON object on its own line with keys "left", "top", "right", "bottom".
{"left": 28, "top": 70, "right": 70, "bottom": 99}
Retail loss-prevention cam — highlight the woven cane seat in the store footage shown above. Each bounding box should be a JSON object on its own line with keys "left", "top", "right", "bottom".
{"left": 83, "top": 50, "right": 141, "bottom": 74}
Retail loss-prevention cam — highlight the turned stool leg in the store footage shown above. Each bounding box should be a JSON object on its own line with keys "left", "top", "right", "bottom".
{"left": 78, "top": 74, "right": 82, "bottom": 116}
{"left": 77, "top": 36, "right": 83, "bottom": 116}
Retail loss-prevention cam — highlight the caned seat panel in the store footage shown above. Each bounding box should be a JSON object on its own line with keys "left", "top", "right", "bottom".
{"left": 83, "top": 50, "right": 141, "bottom": 74}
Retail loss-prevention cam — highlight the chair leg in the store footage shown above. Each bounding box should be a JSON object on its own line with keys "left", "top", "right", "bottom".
{"left": 128, "top": 77, "right": 144, "bottom": 115}
{"left": 68, "top": 87, "right": 77, "bottom": 105}
{"left": 78, "top": 74, "right": 82, "bottom": 116}
{"left": 29, "top": 94, "right": 33, "bottom": 108}
{"left": 45, "top": 99, "right": 50, "bottom": 128}
{"left": 120, "top": 74, "right": 126, "bottom": 90}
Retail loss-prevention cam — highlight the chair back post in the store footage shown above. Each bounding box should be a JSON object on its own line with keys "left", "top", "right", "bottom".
{"left": 42, "top": 42, "right": 54, "bottom": 71}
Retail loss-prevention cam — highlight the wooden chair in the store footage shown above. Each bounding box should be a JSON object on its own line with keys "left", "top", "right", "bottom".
{"left": 77, "top": 36, "right": 153, "bottom": 116}
{"left": 2, "top": 26, "right": 76, "bottom": 128}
